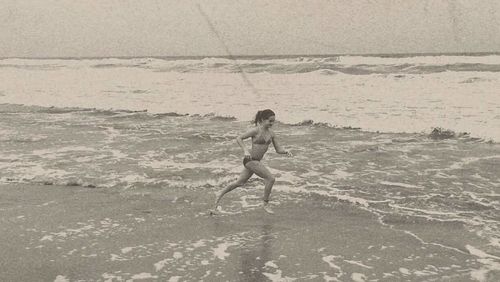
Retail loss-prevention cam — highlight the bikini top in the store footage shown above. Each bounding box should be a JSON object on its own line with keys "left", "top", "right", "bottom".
{"left": 253, "top": 131, "right": 272, "bottom": 145}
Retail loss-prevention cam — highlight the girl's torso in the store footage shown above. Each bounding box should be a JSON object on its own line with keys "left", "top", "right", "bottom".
{"left": 250, "top": 128, "right": 273, "bottom": 160}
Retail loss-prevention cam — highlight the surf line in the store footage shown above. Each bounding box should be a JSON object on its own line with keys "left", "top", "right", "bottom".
{"left": 196, "top": 3, "right": 260, "bottom": 96}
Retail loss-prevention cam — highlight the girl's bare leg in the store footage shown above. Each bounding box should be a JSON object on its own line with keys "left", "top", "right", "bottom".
{"left": 244, "top": 161, "right": 276, "bottom": 214}
{"left": 213, "top": 167, "right": 253, "bottom": 210}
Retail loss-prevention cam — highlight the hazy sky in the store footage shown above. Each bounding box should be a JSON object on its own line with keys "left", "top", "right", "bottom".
{"left": 1, "top": 0, "right": 499, "bottom": 57}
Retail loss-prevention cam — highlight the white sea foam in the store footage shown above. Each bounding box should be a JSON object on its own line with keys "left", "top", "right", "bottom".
{"left": 110, "top": 254, "right": 127, "bottom": 261}
{"left": 351, "top": 273, "right": 367, "bottom": 282}
{"left": 471, "top": 268, "right": 490, "bottom": 282}
{"left": 273, "top": 170, "right": 304, "bottom": 184}
{"left": 414, "top": 269, "right": 438, "bottom": 276}
{"left": 142, "top": 158, "right": 238, "bottom": 172}
{"left": 339, "top": 55, "right": 500, "bottom": 66}
{"left": 32, "top": 146, "right": 98, "bottom": 158}
{"left": 322, "top": 255, "right": 342, "bottom": 271}
{"left": 380, "top": 181, "right": 423, "bottom": 189}
{"left": 238, "top": 195, "right": 261, "bottom": 209}
{"left": 300, "top": 171, "right": 323, "bottom": 177}
{"left": 192, "top": 239, "right": 206, "bottom": 248}
{"left": 262, "top": 269, "right": 297, "bottom": 282}
{"left": 102, "top": 273, "right": 122, "bottom": 282}
{"left": 265, "top": 261, "right": 279, "bottom": 268}
{"left": 449, "top": 155, "right": 500, "bottom": 170}
{"left": 212, "top": 242, "right": 238, "bottom": 260}
{"left": 154, "top": 259, "right": 169, "bottom": 271}
{"left": 11, "top": 164, "right": 71, "bottom": 181}
{"left": 323, "top": 273, "right": 339, "bottom": 282}
{"left": 399, "top": 267, "right": 411, "bottom": 275}
{"left": 466, "top": 245, "right": 500, "bottom": 282}
{"left": 40, "top": 235, "right": 53, "bottom": 242}
{"left": 274, "top": 185, "right": 371, "bottom": 207}
{"left": 489, "top": 238, "right": 500, "bottom": 248}
{"left": 130, "top": 273, "right": 158, "bottom": 280}
{"left": 54, "top": 275, "right": 69, "bottom": 282}
{"left": 121, "top": 174, "right": 156, "bottom": 185}
{"left": 388, "top": 204, "right": 462, "bottom": 216}
{"left": 344, "top": 260, "right": 373, "bottom": 269}
{"left": 121, "top": 247, "right": 133, "bottom": 254}
{"left": 334, "top": 194, "right": 370, "bottom": 207}
{"left": 466, "top": 245, "right": 500, "bottom": 260}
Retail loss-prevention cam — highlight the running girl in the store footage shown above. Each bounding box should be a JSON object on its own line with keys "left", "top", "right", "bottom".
{"left": 212, "top": 109, "right": 293, "bottom": 214}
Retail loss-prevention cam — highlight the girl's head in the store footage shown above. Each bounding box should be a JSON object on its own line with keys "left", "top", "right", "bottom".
{"left": 254, "top": 109, "right": 276, "bottom": 127}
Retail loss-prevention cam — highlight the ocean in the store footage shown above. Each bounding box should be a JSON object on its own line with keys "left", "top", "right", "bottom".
{"left": 1, "top": 54, "right": 500, "bottom": 141}
{"left": 1, "top": 54, "right": 499, "bottom": 280}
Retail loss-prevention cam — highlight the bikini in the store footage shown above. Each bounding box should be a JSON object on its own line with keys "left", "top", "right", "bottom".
{"left": 243, "top": 132, "right": 272, "bottom": 166}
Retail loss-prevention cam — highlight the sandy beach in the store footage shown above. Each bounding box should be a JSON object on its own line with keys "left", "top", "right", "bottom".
{"left": 1, "top": 182, "right": 497, "bottom": 281}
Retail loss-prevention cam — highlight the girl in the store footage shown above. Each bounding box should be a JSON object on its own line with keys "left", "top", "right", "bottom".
{"left": 212, "top": 109, "right": 293, "bottom": 214}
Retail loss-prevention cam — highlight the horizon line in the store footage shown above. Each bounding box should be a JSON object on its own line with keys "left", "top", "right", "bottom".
{"left": 2, "top": 51, "right": 500, "bottom": 60}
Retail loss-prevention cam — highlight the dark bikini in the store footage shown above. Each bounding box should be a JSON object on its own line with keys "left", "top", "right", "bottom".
{"left": 243, "top": 132, "right": 272, "bottom": 167}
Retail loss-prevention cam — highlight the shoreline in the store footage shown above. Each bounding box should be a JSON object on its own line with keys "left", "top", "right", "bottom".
{"left": 1, "top": 183, "right": 496, "bottom": 281}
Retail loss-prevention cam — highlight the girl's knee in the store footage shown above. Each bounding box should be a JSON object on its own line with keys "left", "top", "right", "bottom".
{"left": 234, "top": 180, "right": 246, "bottom": 187}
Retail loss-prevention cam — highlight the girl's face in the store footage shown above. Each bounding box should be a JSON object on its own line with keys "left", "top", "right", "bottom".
{"left": 261, "top": 115, "right": 276, "bottom": 128}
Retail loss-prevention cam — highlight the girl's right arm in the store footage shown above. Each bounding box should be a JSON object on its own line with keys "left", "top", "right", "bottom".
{"left": 236, "top": 128, "right": 258, "bottom": 157}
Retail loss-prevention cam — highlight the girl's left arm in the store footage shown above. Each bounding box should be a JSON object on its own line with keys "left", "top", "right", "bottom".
{"left": 272, "top": 132, "right": 293, "bottom": 157}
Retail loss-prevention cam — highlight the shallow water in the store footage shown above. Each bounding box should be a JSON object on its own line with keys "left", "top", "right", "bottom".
{"left": 1, "top": 104, "right": 499, "bottom": 280}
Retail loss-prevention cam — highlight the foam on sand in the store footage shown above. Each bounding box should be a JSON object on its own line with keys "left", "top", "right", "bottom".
{"left": 130, "top": 273, "right": 158, "bottom": 280}
{"left": 466, "top": 245, "right": 500, "bottom": 282}
{"left": 351, "top": 273, "right": 367, "bottom": 282}
{"left": 154, "top": 259, "right": 169, "bottom": 271}
{"left": 344, "top": 260, "right": 373, "bottom": 269}
{"left": 212, "top": 242, "right": 239, "bottom": 260}
{"left": 380, "top": 181, "right": 424, "bottom": 189}
{"left": 322, "top": 255, "right": 342, "bottom": 271}
{"left": 2, "top": 182, "right": 500, "bottom": 280}
{"left": 54, "top": 275, "right": 69, "bottom": 282}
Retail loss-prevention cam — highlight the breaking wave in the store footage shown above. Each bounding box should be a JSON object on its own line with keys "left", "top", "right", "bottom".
{"left": 1, "top": 104, "right": 493, "bottom": 143}
{"left": 3, "top": 54, "right": 500, "bottom": 75}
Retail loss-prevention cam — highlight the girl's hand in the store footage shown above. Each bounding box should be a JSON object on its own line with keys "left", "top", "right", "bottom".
{"left": 284, "top": 150, "right": 293, "bottom": 157}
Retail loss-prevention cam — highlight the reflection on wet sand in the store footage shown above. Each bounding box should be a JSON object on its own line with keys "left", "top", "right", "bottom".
{"left": 240, "top": 224, "right": 273, "bottom": 281}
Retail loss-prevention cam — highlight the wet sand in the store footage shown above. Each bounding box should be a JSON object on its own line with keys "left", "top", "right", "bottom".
{"left": 1, "top": 183, "right": 496, "bottom": 281}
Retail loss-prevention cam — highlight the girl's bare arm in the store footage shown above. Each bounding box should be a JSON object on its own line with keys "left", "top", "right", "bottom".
{"left": 236, "top": 128, "right": 258, "bottom": 156}
{"left": 272, "top": 132, "right": 293, "bottom": 156}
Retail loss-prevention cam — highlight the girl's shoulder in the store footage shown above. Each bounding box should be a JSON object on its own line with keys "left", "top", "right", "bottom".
{"left": 246, "top": 126, "right": 260, "bottom": 135}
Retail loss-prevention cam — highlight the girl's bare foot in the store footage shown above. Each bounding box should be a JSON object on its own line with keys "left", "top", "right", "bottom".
{"left": 209, "top": 205, "right": 222, "bottom": 215}
{"left": 263, "top": 202, "right": 274, "bottom": 214}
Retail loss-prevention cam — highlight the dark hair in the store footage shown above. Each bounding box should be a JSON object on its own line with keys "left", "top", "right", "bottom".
{"left": 254, "top": 109, "right": 275, "bottom": 125}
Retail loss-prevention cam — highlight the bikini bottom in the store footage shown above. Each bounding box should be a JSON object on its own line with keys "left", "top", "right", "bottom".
{"left": 243, "top": 156, "right": 260, "bottom": 167}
